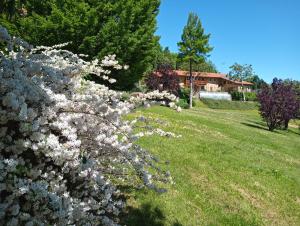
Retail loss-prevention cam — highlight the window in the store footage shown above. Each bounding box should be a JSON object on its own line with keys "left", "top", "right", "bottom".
{"left": 201, "top": 86, "right": 205, "bottom": 90}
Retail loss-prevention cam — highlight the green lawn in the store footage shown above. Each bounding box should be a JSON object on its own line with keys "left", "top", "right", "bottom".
{"left": 122, "top": 104, "right": 300, "bottom": 226}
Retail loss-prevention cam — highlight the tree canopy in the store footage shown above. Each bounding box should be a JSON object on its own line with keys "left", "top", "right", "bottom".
{"left": 0, "top": 0, "right": 160, "bottom": 90}
{"left": 228, "top": 63, "right": 267, "bottom": 90}
{"left": 178, "top": 13, "right": 213, "bottom": 64}
{"left": 154, "top": 46, "right": 217, "bottom": 73}
{"left": 228, "top": 63, "right": 254, "bottom": 82}
{"left": 258, "top": 78, "right": 300, "bottom": 131}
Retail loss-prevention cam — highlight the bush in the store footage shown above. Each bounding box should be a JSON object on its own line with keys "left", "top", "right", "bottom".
{"left": 177, "top": 99, "right": 189, "bottom": 109}
{"left": 231, "top": 91, "right": 257, "bottom": 101}
{"left": 0, "top": 26, "right": 171, "bottom": 225}
{"left": 146, "top": 65, "right": 180, "bottom": 95}
{"left": 178, "top": 88, "right": 196, "bottom": 107}
{"left": 121, "top": 92, "right": 131, "bottom": 101}
{"left": 245, "top": 92, "right": 257, "bottom": 101}
{"left": 201, "top": 99, "right": 258, "bottom": 110}
{"left": 231, "top": 91, "right": 244, "bottom": 101}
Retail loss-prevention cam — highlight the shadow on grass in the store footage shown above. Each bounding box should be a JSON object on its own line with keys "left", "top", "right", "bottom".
{"left": 246, "top": 120, "right": 267, "bottom": 127}
{"left": 242, "top": 120, "right": 300, "bottom": 135}
{"left": 287, "top": 128, "right": 300, "bottom": 135}
{"left": 241, "top": 122, "right": 270, "bottom": 131}
{"left": 121, "top": 203, "right": 182, "bottom": 226}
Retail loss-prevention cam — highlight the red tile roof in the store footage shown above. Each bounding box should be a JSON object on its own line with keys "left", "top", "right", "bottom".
{"left": 232, "top": 81, "right": 254, "bottom": 85}
{"left": 174, "top": 70, "right": 227, "bottom": 78}
{"left": 173, "top": 70, "right": 253, "bottom": 86}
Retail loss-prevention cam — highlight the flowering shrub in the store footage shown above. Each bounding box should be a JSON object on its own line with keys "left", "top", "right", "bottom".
{"left": 0, "top": 26, "right": 172, "bottom": 225}
{"left": 130, "top": 116, "right": 182, "bottom": 139}
{"left": 129, "top": 90, "right": 181, "bottom": 111}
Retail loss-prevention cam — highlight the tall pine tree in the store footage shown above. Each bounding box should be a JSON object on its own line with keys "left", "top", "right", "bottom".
{"left": 178, "top": 13, "right": 213, "bottom": 108}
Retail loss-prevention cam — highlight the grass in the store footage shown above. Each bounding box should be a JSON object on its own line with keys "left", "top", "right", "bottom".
{"left": 122, "top": 103, "right": 300, "bottom": 226}
{"left": 201, "top": 99, "right": 258, "bottom": 110}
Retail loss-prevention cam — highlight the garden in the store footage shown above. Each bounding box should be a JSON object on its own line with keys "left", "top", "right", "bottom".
{"left": 1, "top": 1, "right": 300, "bottom": 226}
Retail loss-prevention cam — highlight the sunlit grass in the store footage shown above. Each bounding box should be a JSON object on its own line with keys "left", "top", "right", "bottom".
{"left": 122, "top": 104, "right": 300, "bottom": 226}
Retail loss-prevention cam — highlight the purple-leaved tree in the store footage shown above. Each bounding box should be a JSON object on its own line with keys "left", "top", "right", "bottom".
{"left": 258, "top": 78, "right": 300, "bottom": 131}
{"left": 146, "top": 65, "right": 180, "bottom": 95}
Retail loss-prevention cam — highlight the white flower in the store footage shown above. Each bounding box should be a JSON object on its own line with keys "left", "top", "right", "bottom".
{"left": 0, "top": 25, "right": 171, "bottom": 226}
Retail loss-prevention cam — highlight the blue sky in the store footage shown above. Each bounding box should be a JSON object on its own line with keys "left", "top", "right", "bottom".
{"left": 156, "top": 0, "right": 300, "bottom": 82}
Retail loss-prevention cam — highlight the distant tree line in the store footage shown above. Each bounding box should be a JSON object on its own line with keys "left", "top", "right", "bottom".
{"left": 154, "top": 47, "right": 217, "bottom": 73}
{"left": 228, "top": 63, "right": 267, "bottom": 91}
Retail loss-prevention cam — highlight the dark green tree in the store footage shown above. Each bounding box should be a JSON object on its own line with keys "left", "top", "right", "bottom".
{"left": 178, "top": 12, "right": 213, "bottom": 108}
{"left": 153, "top": 46, "right": 217, "bottom": 73}
{"left": 248, "top": 75, "right": 267, "bottom": 90}
{"left": 177, "top": 59, "right": 217, "bottom": 73}
{"left": 154, "top": 47, "right": 178, "bottom": 69}
{"left": 1, "top": 0, "right": 160, "bottom": 90}
{"left": 284, "top": 79, "right": 300, "bottom": 96}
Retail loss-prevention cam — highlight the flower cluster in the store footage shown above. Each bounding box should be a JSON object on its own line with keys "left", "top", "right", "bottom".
{"left": 130, "top": 116, "right": 182, "bottom": 139}
{"left": 128, "top": 90, "right": 181, "bottom": 111}
{"left": 0, "top": 26, "right": 170, "bottom": 226}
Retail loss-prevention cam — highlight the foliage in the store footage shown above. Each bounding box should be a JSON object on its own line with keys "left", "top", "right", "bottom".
{"left": 247, "top": 75, "right": 268, "bottom": 90}
{"left": 125, "top": 106, "right": 300, "bottom": 225}
{"left": 179, "top": 88, "right": 190, "bottom": 100}
{"left": 201, "top": 99, "right": 258, "bottom": 110}
{"left": 228, "top": 63, "right": 254, "bottom": 82}
{"left": 286, "top": 79, "right": 300, "bottom": 120}
{"left": 154, "top": 46, "right": 218, "bottom": 73}
{"left": 146, "top": 65, "right": 180, "bottom": 95}
{"left": 178, "top": 12, "right": 213, "bottom": 108}
{"left": 121, "top": 92, "right": 131, "bottom": 101}
{"left": 258, "top": 78, "right": 300, "bottom": 131}
{"left": 0, "top": 26, "right": 178, "bottom": 225}
{"left": 228, "top": 63, "right": 267, "bottom": 91}
{"left": 0, "top": 0, "right": 160, "bottom": 90}
{"left": 245, "top": 92, "right": 257, "bottom": 101}
{"left": 177, "top": 99, "right": 189, "bottom": 109}
{"left": 177, "top": 59, "right": 217, "bottom": 73}
{"left": 284, "top": 79, "right": 300, "bottom": 96}
{"left": 177, "top": 13, "right": 213, "bottom": 64}
{"left": 230, "top": 91, "right": 244, "bottom": 101}
{"left": 231, "top": 91, "right": 257, "bottom": 101}
{"left": 154, "top": 47, "right": 178, "bottom": 69}
{"left": 178, "top": 88, "right": 196, "bottom": 107}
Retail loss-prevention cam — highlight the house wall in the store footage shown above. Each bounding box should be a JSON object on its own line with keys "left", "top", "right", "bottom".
{"left": 237, "top": 86, "right": 252, "bottom": 92}
{"left": 205, "top": 83, "right": 221, "bottom": 92}
{"left": 180, "top": 76, "right": 252, "bottom": 93}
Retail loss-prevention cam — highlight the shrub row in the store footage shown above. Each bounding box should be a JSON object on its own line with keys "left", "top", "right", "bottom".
{"left": 201, "top": 99, "right": 258, "bottom": 110}
{"left": 230, "top": 91, "right": 257, "bottom": 101}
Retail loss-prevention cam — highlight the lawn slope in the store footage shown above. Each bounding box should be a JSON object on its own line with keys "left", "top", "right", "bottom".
{"left": 123, "top": 105, "right": 300, "bottom": 226}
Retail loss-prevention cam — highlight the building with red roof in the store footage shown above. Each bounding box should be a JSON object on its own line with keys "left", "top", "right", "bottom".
{"left": 172, "top": 70, "right": 253, "bottom": 93}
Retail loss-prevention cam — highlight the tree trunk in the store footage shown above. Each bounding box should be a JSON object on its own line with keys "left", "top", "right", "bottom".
{"left": 189, "top": 59, "right": 193, "bottom": 109}
{"left": 283, "top": 119, "right": 289, "bottom": 130}
{"left": 268, "top": 123, "right": 275, "bottom": 131}
{"left": 242, "top": 81, "right": 245, "bottom": 102}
